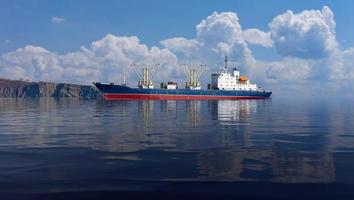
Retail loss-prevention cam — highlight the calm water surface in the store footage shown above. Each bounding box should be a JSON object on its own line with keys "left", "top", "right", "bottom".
{"left": 0, "top": 97, "right": 354, "bottom": 198}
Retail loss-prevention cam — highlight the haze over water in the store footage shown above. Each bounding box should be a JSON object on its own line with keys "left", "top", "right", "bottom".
{"left": 1, "top": 97, "right": 354, "bottom": 198}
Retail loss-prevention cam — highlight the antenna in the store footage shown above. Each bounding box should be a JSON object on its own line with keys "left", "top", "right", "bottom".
{"left": 123, "top": 65, "right": 126, "bottom": 85}
{"left": 224, "top": 56, "right": 228, "bottom": 71}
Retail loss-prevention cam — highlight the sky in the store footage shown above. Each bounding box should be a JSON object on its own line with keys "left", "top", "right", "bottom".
{"left": 1, "top": 0, "right": 354, "bottom": 96}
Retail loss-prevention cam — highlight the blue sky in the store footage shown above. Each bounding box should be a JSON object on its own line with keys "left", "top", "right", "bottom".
{"left": 2, "top": 0, "right": 354, "bottom": 53}
{"left": 1, "top": 0, "right": 354, "bottom": 95}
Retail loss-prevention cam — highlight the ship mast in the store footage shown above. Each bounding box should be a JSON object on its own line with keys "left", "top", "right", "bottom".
{"left": 180, "top": 63, "right": 205, "bottom": 90}
{"left": 224, "top": 56, "right": 228, "bottom": 72}
{"left": 122, "top": 65, "right": 126, "bottom": 85}
{"left": 130, "top": 63, "right": 160, "bottom": 89}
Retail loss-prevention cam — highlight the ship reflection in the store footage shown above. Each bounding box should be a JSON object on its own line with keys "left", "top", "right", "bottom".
{"left": 186, "top": 101, "right": 201, "bottom": 127}
{"left": 91, "top": 99, "right": 336, "bottom": 183}
{"left": 138, "top": 100, "right": 154, "bottom": 129}
{"left": 209, "top": 100, "right": 258, "bottom": 125}
{"left": 165, "top": 100, "right": 177, "bottom": 111}
{"left": 197, "top": 100, "right": 335, "bottom": 183}
{"left": 0, "top": 99, "right": 344, "bottom": 184}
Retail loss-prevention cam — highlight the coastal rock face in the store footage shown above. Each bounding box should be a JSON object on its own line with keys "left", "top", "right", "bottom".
{"left": 0, "top": 79, "right": 101, "bottom": 98}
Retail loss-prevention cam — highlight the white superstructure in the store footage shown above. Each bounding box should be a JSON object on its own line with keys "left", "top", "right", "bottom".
{"left": 211, "top": 56, "right": 259, "bottom": 91}
{"left": 166, "top": 84, "right": 177, "bottom": 90}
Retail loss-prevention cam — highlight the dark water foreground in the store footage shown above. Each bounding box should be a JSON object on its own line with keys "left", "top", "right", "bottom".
{"left": 0, "top": 98, "right": 354, "bottom": 199}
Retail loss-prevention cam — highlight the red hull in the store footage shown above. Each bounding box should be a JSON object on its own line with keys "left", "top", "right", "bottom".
{"left": 103, "top": 93, "right": 267, "bottom": 100}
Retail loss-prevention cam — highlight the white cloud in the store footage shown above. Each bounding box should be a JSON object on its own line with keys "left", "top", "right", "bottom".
{"left": 160, "top": 37, "right": 200, "bottom": 57}
{"left": 265, "top": 58, "right": 312, "bottom": 82}
{"left": 327, "top": 48, "right": 354, "bottom": 80}
{"left": 196, "top": 12, "right": 243, "bottom": 45}
{"left": 0, "top": 35, "right": 178, "bottom": 85}
{"left": 242, "top": 29, "right": 273, "bottom": 47}
{"left": 195, "top": 12, "right": 272, "bottom": 48}
{"left": 161, "top": 11, "right": 262, "bottom": 77}
{"left": 0, "top": 45, "right": 63, "bottom": 81}
{"left": 269, "top": 6, "right": 337, "bottom": 58}
{"left": 250, "top": 5, "right": 354, "bottom": 93}
{"left": 51, "top": 16, "right": 65, "bottom": 24}
{"left": 80, "top": 34, "right": 179, "bottom": 83}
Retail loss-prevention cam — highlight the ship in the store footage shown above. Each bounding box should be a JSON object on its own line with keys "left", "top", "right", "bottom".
{"left": 93, "top": 57, "right": 272, "bottom": 100}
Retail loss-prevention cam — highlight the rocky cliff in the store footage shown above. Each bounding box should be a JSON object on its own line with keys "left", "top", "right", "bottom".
{"left": 0, "top": 79, "right": 101, "bottom": 98}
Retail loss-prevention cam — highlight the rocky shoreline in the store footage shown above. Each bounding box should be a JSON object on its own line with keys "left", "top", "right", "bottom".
{"left": 0, "top": 79, "right": 101, "bottom": 99}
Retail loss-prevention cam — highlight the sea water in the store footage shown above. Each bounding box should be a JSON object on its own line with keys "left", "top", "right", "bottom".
{"left": 0, "top": 97, "right": 354, "bottom": 198}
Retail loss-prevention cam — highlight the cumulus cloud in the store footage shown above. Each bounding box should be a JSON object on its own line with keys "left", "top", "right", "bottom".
{"left": 254, "top": 5, "right": 354, "bottom": 91}
{"left": 326, "top": 48, "right": 354, "bottom": 80}
{"left": 0, "top": 35, "right": 178, "bottom": 85}
{"left": 256, "top": 47, "right": 354, "bottom": 86}
{"left": 80, "top": 34, "right": 178, "bottom": 83}
{"left": 269, "top": 6, "right": 337, "bottom": 58}
{"left": 161, "top": 11, "right": 269, "bottom": 78}
{"left": 0, "top": 46, "right": 63, "bottom": 81}
{"left": 196, "top": 12, "right": 243, "bottom": 45}
{"left": 51, "top": 16, "right": 65, "bottom": 24}
{"left": 265, "top": 58, "right": 312, "bottom": 82}
{"left": 160, "top": 38, "right": 200, "bottom": 57}
{"left": 242, "top": 29, "right": 273, "bottom": 47}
